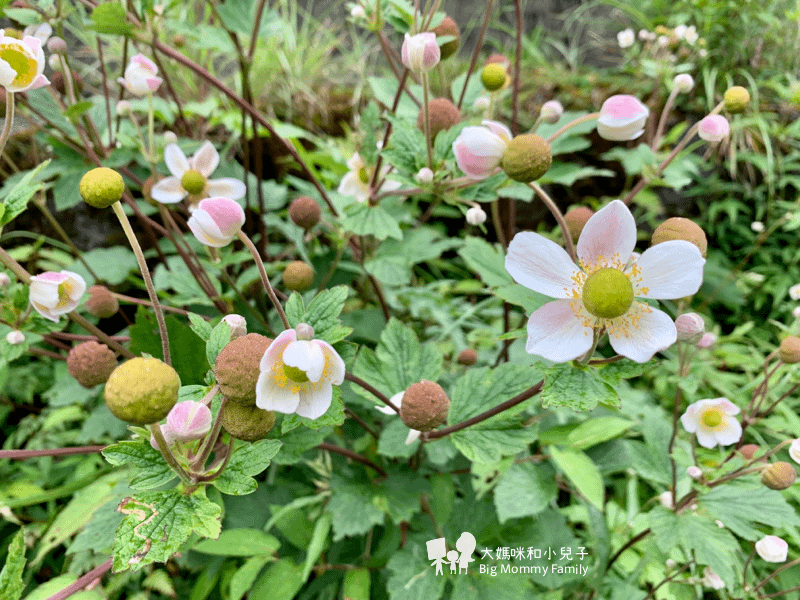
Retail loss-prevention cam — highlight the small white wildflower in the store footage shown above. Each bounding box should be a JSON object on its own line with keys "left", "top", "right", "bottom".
{"left": 617, "top": 28, "right": 635, "bottom": 49}
{"left": 751, "top": 221, "right": 765, "bottom": 233}
{"left": 5, "top": 331, "right": 24, "bottom": 345}
{"left": 415, "top": 167, "right": 434, "bottom": 183}
{"left": 466, "top": 206, "right": 487, "bottom": 226}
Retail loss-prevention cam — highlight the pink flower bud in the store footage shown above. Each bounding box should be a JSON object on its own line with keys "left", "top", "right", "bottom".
{"left": 686, "top": 465, "right": 702, "bottom": 479}
{"left": 401, "top": 32, "right": 440, "bottom": 73}
{"left": 415, "top": 167, "right": 434, "bottom": 183}
{"left": 697, "top": 115, "right": 729, "bottom": 143}
{"left": 755, "top": 535, "right": 788, "bottom": 563}
{"left": 673, "top": 73, "right": 694, "bottom": 93}
{"left": 0, "top": 273, "right": 10, "bottom": 287}
{"left": 5, "top": 330, "right": 24, "bottom": 345}
{"left": 675, "top": 313, "right": 705, "bottom": 344}
{"left": 540, "top": 100, "right": 564, "bottom": 124}
{"left": 696, "top": 332, "right": 717, "bottom": 348}
{"left": 118, "top": 53, "right": 162, "bottom": 96}
{"left": 466, "top": 207, "right": 487, "bottom": 225}
{"left": 597, "top": 95, "right": 649, "bottom": 141}
{"left": 295, "top": 323, "right": 315, "bottom": 341}
{"left": 222, "top": 314, "right": 247, "bottom": 339}
{"left": 29, "top": 270, "right": 86, "bottom": 322}
{"left": 187, "top": 197, "right": 246, "bottom": 247}
{"left": 150, "top": 424, "right": 176, "bottom": 450}
{"left": 453, "top": 120, "right": 511, "bottom": 179}
{"left": 166, "top": 401, "right": 212, "bottom": 442}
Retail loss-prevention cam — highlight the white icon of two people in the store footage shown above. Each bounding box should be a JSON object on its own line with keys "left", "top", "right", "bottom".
{"left": 426, "top": 532, "right": 476, "bottom": 575}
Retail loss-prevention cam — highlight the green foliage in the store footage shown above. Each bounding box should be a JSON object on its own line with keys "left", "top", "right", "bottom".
{"left": 102, "top": 440, "right": 177, "bottom": 490}
{"left": 209, "top": 439, "right": 282, "bottom": 495}
{"left": 0, "top": 529, "right": 25, "bottom": 600}
{"left": 284, "top": 285, "right": 352, "bottom": 345}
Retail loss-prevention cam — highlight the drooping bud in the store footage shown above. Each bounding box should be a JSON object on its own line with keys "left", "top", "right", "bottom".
{"left": 697, "top": 115, "right": 730, "bottom": 143}
{"left": 672, "top": 73, "right": 694, "bottom": 93}
{"left": 564, "top": 207, "right": 595, "bottom": 242}
{"left": 651, "top": 217, "right": 708, "bottom": 258}
{"left": 79, "top": 167, "right": 125, "bottom": 209}
{"left": 540, "top": 100, "right": 564, "bottom": 124}
{"left": 687, "top": 465, "right": 702, "bottom": 479}
{"left": 466, "top": 207, "right": 487, "bottom": 226}
{"left": 104, "top": 357, "right": 180, "bottom": 425}
{"left": 417, "top": 98, "right": 460, "bottom": 140}
{"left": 288, "top": 196, "right": 321, "bottom": 230}
{"left": 220, "top": 401, "right": 276, "bottom": 442}
{"left": 401, "top": 32, "right": 440, "bottom": 73}
{"left": 457, "top": 348, "right": 477, "bottom": 366}
{"left": 67, "top": 341, "right": 117, "bottom": 388}
{"left": 755, "top": 535, "right": 788, "bottom": 563}
{"left": 222, "top": 314, "right": 247, "bottom": 339}
{"left": 779, "top": 336, "right": 800, "bottom": 364}
{"left": 597, "top": 95, "right": 649, "bottom": 141}
{"left": 675, "top": 313, "right": 705, "bottom": 344}
{"left": 480, "top": 64, "right": 506, "bottom": 92}
{"left": 500, "top": 134, "right": 552, "bottom": 183}
{"left": 399, "top": 380, "right": 450, "bottom": 432}
{"left": 46, "top": 36, "right": 67, "bottom": 54}
{"left": 86, "top": 285, "right": 119, "bottom": 319}
{"left": 166, "top": 400, "right": 212, "bottom": 442}
{"left": 215, "top": 333, "right": 273, "bottom": 406}
{"left": 761, "top": 461, "right": 797, "bottom": 490}
{"left": 283, "top": 261, "right": 314, "bottom": 291}
{"left": 431, "top": 15, "right": 460, "bottom": 60}
{"left": 724, "top": 86, "right": 750, "bottom": 113}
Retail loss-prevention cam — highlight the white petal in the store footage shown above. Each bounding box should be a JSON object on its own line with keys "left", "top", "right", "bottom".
{"left": 338, "top": 171, "right": 369, "bottom": 203}
{"left": 481, "top": 120, "right": 513, "bottom": 141}
{"left": 0, "top": 58, "right": 16, "bottom": 86}
{"left": 295, "top": 383, "right": 333, "bottom": 419}
{"left": 315, "top": 340, "right": 345, "bottom": 384}
{"left": 634, "top": 241, "right": 705, "bottom": 299}
{"left": 713, "top": 417, "right": 742, "bottom": 446}
{"left": 150, "top": 177, "right": 187, "bottom": 204}
{"left": 608, "top": 304, "right": 676, "bottom": 363}
{"left": 506, "top": 232, "right": 580, "bottom": 298}
{"left": 695, "top": 429, "right": 718, "bottom": 449}
{"left": 255, "top": 373, "right": 300, "bottom": 414}
{"left": 164, "top": 144, "right": 189, "bottom": 178}
{"left": 187, "top": 211, "right": 228, "bottom": 247}
{"left": 525, "top": 300, "right": 593, "bottom": 362}
{"left": 191, "top": 141, "right": 220, "bottom": 176}
{"left": 405, "top": 429, "right": 422, "bottom": 444}
{"left": 283, "top": 340, "right": 326, "bottom": 382}
{"left": 376, "top": 391, "right": 403, "bottom": 414}
{"left": 260, "top": 329, "right": 296, "bottom": 370}
{"left": 577, "top": 200, "right": 636, "bottom": 269}
{"left": 346, "top": 153, "right": 364, "bottom": 170}
{"left": 206, "top": 178, "right": 246, "bottom": 200}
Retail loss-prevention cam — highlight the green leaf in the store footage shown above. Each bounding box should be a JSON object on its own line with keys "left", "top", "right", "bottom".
{"left": 592, "top": 359, "right": 656, "bottom": 386}
{"left": 493, "top": 461, "right": 557, "bottom": 523}
{"left": 327, "top": 477, "right": 384, "bottom": 540}
{"left": 566, "top": 417, "right": 634, "bottom": 450}
{"left": 112, "top": 488, "right": 221, "bottom": 572}
{"left": 206, "top": 321, "right": 231, "bottom": 368}
{"left": 102, "top": 440, "right": 177, "bottom": 490}
{"left": 377, "top": 417, "right": 419, "bottom": 458}
{"left": 68, "top": 246, "right": 138, "bottom": 286}
{"left": 368, "top": 76, "right": 417, "bottom": 120}
{"left": 494, "top": 283, "right": 550, "bottom": 314}
{"left": 270, "top": 426, "right": 331, "bottom": 464}
{"left": 699, "top": 483, "right": 800, "bottom": 540}
{"left": 229, "top": 555, "right": 271, "bottom": 600}
{"left": 283, "top": 286, "right": 351, "bottom": 345}
{"left": 539, "top": 163, "right": 614, "bottom": 187}
{"left": 342, "top": 203, "right": 403, "bottom": 241}
{"left": 458, "top": 236, "right": 513, "bottom": 288}
{"left": 192, "top": 528, "right": 280, "bottom": 556}
{"left": 342, "top": 568, "right": 371, "bottom": 600}
{"left": 89, "top": 2, "right": 133, "bottom": 35}
{"left": 541, "top": 363, "right": 619, "bottom": 412}
{"left": 250, "top": 559, "right": 305, "bottom": 600}
{"left": 302, "top": 513, "right": 331, "bottom": 581}
{"left": 284, "top": 292, "right": 305, "bottom": 325}
{"left": 386, "top": 541, "right": 446, "bottom": 600}
{"left": 188, "top": 314, "right": 213, "bottom": 342}
{"left": 548, "top": 447, "right": 604, "bottom": 510}
{"left": 448, "top": 364, "right": 540, "bottom": 463}
{"left": 0, "top": 529, "right": 25, "bottom": 600}
{"left": 281, "top": 387, "right": 345, "bottom": 433}
{"left": 210, "top": 439, "right": 282, "bottom": 496}
{"left": 0, "top": 160, "right": 50, "bottom": 231}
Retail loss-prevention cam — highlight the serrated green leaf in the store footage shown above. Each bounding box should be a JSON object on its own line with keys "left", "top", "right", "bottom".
{"left": 699, "top": 483, "right": 800, "bottom": 540}
{"left": 327, "top": 477, "right": 384, "bottom": 540}
{"left": 493, "top": 461, "right": 557, "bottom": 523}
{"left": 206, "top": 321, "right": 231, "bottom": 368}
{"left": 302, "top": 513, "right": 331, "bottom": 581}
{"left": 0, "top": 529, "right": 25, "bottom": 600}
{"left": 541, "top": 363, "right": 619, "bottom": 412}
{"left": 548, "top": 447, "right": 604, "bottom": 510}
{"left": 270, "top": 426, "right": 331, "bottom": 464}
{"left": 0, "top": 160, "right": 49, "bottom": 227}
{"left": 386, "top": 541, "right": 445, "bottom": 600}
{"left": 188, "top": 314, "right": 213, "bottom": 342}
{"left": 112, "top": 488, "right": 221, "bottom": 572}
{"left": 89, "top": 2, "right": 133, "bottom": 35}
{"left": 230, "top": 555, "right": 271, "bottom": 600}
{"left": 448, "top": 364, "right": 540, "bottom": 463}
{"left": 102, "top": 440, "right": 177, "bottom": 490}
{"left": 592, "top": 359, "right": 656, "bottom": 386}
{"left": 209, "top": 439, "right": 282, "bottom": 495}
{"left": 342, "top": 203, "right": 402, "bottom": 241}
{"left": 377, "top": 474, "right": 424, "bottom": 523}
{"left": 68, "top": 246, "right": 138, "bottom": 286}
{"left": 458, "top": 236, "right": 513, "bottom": 289}
{"left": 178, "top": 385, "right": 210, "bottom": 403}
{"left": 192, "top": 528, "right": 280, "bottom": 556}
{"left": 285, "top": 292, "right": 304, "bottom": 325}
{"left": 342, "top": 568, "right": 371, "bottom": 600}
{"left": 142, "top": 570, "right": 175, "bottom": 598}
{"left": 539, "top": 163, "right": 614, "bottom": 187}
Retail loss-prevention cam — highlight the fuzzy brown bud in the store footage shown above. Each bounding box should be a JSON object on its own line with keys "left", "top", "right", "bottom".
{"left": 289, "top": 196, "right": 321, "bottom": 230}
{"left": 283, "top": 261, "right": 314, "bottom": 291}
{"left": 220, "top": 401, "right": 276, "bottom": 442}
{"left": 400, "top": 380, "right": 450, "bottom": 432}
{"left": 86, "top": 285, "right": 119, "bottom": 319}
{"left": 431, "top": 15, "right": 460, "bottom": 60}
{"left": 67, "top": 341, "right": 117, "bottom": 388}
{"left": 417, "top": 98, "right": 460, "bottom": 140}
{"left": 739, "top": 444, "right": 765, "bottom": 462}
{"left": 564, "top": 207, "right": 595, "bottom": 242}
{"left": 215, "top": 333, "right": 273, "bottom": 406}
{"left": 779, "top": 336, "right": 800, "bottom": 364}
{"left": 457, "top": 349, "right": 477, "bottom": 366}
{"left": 761, "top": 461, "right": 797, "bottom": 490}
{"left": 651, "top": 217, "right": 708, "bottom": 258}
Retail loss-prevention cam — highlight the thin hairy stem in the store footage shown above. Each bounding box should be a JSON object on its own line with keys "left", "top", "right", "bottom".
{"left": 317, "top": 442, "right": 386, "bottom": 477}
{"left": 236, "top": 230, "right": 290, "bottom": 329}
{"left": 44, "top": 559, "right": 113, "bottom": 600}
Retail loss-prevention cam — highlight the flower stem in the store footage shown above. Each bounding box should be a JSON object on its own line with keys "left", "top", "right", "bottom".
{"left": 652, "top": 87, "right": 679, "bottom": 150}
{"left": 43, "top": 559, "right": 112, "bottom": 600}
{"left": 191, "top": 392, "right": 225, "bottom": 472}
{"left": 0, "top": 91, "right": 15, "bottom": 158}
{"left": 344, "top": 372, "right": 399, "bottom": 413}
{"left": 528, "top": 181, "right": 577, "bottom": 263}
{"left": 421, "top": 71, "right": 433, "bottom": 170}
{"left": 0, "top": 445, "right": 106, "bottom": 459}
{"left": 236, "top": 230, "right": 290, "bottom": 330}
{"left": 545, "top": 112, "right": 600, "bottom": 144}
{"left": 150, "top": 422, "right": 193, "bottom": 485}
{"left": 752, "top": 557, "right": 800, "bottom": 592}
{"left": 111, "top": 201, "right": 171, "bottom": 365}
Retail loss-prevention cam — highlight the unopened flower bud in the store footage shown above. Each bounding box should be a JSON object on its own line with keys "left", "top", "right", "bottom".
{"left": 215, "top": 333, "right": 273, "bottom": 406}
{"left": 651, "top": 217, "right": 708, "bottom": 258}
{"left": 665, "top": 559, "right": 677, "bottom": 570}
{"left": 222, "top": 314, "right": 247, "bottom": 339}
{"left": 687, "top": 465, "right": 702, "bottom": 479}
{"left": 80, "top": 167, "right": 125, "bottom": 209}
{"left": 400, "top": 380, "right": 450, "bottom": 431}
{"left": 48, "top": 54, "right": 61, "bottom": 71}
{"left": 163, "top": 131, "right": 178, "bottom": 145}
{"left": 415, "top": 167, "right": 434, "bottom": 183}
{"left": 540, "top": 100, "right": 563, "bottom": 124}
{"left": 105, "top": 358, "right": 179, "bottom": 424}
{"left": 350, "top": 5, "right": 366, "bottom": 18}
{"left": 500, "top": 134, "right": 552, "bottom": 183}
{"left": 658, "top": 491, "right": 673, "bottom": 508}
{"left": 472, "top": 96, "right": 490, "bottom": 111}
{"left": 47, "top": 36, "right": 67, "bottom": 54}
{"left": 289, "top": 196, "right": 321, "bottom": 230}
{"left": 283, "top": 261, "right": 314, "bottom": 291}
{"left": 779, "top": 336, "right": 800, "bottom": 363}
{"left": 696, "top": 332, "right": 717, "bottom": 348}
{"left": 724, "top": 86, "right": 750, "bottom": 113}
{"left": 220, "top": 401, "right": 276, "bottom": 441}
{"left": 481, "top": 64, "right": 507, "bottom": 92}
{"left": 166, "top": 401, "right": 212, "bottom": 442}
{"left": 431, "top": 15, "right": 460, "bottom": 60}
{"left": 401, "top": 32, "right": 440, "bottom": 73}
{"left": 673, "top": 73, "right": 694, "bottom": 93}
{"left": 5, "top": 330, "right": 24, "bottom": 345}
{"left": 0, "top": 273, "right": 10, "bottom": 287}
{"left": 761, "top": 461, "right": 797, "bottom": 490}
{"left": 149, "top": 424, "right": 176, "bottom": 450}
{"left": 564, "top": 207, "right": 595, "bottom": 242}
{"left": 739, "top": 444, "right": 762, "bottom": 461}
{"left": 418, "top": 98, "right": 460, "bottom": 140}
{"left": 698, "top": 115, "right": 730, "bottom": 143}
{"left": 295, "top": 323, "right": 315, "bottom": 340}
{"left": 115, "top": 100, "right": 132, "bottom": 117}
{"left": 675, "top": 313, "right": 705, "bottom": 344}
{"left": 86, "top": 285, "right": 119, "bottom": 319}
{"left": 466, "top": 206, "right": 486, "bottom": 226}
{"left": 755, "top": 535, "right": 788, "bottom": 563}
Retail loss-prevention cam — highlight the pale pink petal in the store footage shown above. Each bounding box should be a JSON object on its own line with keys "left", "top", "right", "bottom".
{"left": 481, "top": 120, "right": 513, "bottom": 141}
{"left": 145, "top": 76, "right": 162, "bottom": 93}
{"left": 695, "top": 428, "right": 718, "bottom": 449}
{"left": 21, "top": 35, "right": 41, "bottom": 54}
{"left": 456, "top": 126, "right": 508, "bottom": 157}
{"left": 0, "top": 59, "right": 15, "bottom": 86}
{"left": 634, "top": 240, "right": 705, "bottom": 299}
{"left": 27, "top": 74, "right": 49, "bottom": 90}
{"left": 295, "top": 384, "right": 333, "bottom": 419}
{"left": 191, "top": 141, "right": 220, "bottom": 176}
{"left": 608, "top": 304, "right": 676, "bottom": 363}
{"left": 187, "top": 210, "right": 227, "bottom": 247}
{"left": 715, "top": 399, "right": 740, "bottom": 415}
{"left": 283, "top": 340, "right": 326, "bottom": 382}
{"left": 506, "top": 232, "right": 580, "bottom": 298}
{"left": 316, "top": 339, "right": 346, "bottom": 385}
{"left": 405, "top": 429, "right": 422, "bottom": 444}
{"left": 198, "top": 197, "right": 245, "bottom": 237}
{"left": 577, "top": 200, "right": 637, "bottom": 268}
{"left": 33, "top": 271, "right": 69, "bottom": 284}
{"left": 525, "top": 300, "right": 593, "bottom": 362}
{"left": 29, "top": 280, "right": 59, "bottom": 308}
{"left": 150, "top": 177, "right": 186, "bottom": 204}
{"left": 255, "top": 373, "right": 300, "bottom": 414}
{"left": 131, "top": 54, "right": 158, "bottom": 73}
{"left": 260, "top": 329, "right": 296, "bottom": 370}
{"left": 206, "top": 178, "right": 246, "bottom": 200}
{"left": 164, "top": 144, "right": 189, "bottom": 178}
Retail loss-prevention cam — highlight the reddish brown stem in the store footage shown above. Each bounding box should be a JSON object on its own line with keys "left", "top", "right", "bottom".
{"left": 0, "top": 446, "right": 107, "bottom": 460}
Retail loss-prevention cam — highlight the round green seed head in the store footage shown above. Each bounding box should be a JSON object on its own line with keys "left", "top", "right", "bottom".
{"left": 283, "top": 261, "right": 314, "bottom": 291}
{"left": 104, "top": 357, "right": 180, "bottom": 425}
{"left": 582, "top": 268, "right": 634, "bottom": 319}
{"left": 481, "top": 64, "right": 506, "bottom": 92}
{"left": 79, "top": 167, "right": 125, "bottom": 209}
{"left": 724, "top": 86, "right": 750, "bottom": 114}
{"left": 651, "top": 217, "right": 708, "bottom": 258}
{"left": 215, "top": 333, "right": 273, "bottom": 406}
{"left": 180, "top": 169, "right": 206, "bottom": 195}
{"left": 220, "top": 401, "right": 276, "bottom": 442}
{"left": 500, "top": 134, "right": 552, "bottom": 183}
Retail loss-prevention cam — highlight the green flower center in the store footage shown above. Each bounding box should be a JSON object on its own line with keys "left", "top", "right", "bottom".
{"left": 358, "top": 167, "right": 370, "bottom": 184}
{"left": 582, "top": 268, "right": 634, "bottom": 319}
{"left": 181, "top": 169, "right": 206, "bottom": 195}
{"left": 0, "top": 43, "right": 36, "bottom": 89}
{"left": 56, "top": 282, "right": 72, "bottom": 308}
{"left": 283, "top": 364, "right": 309, "bottom": 383}
{"left": 701, "top": 409, "right": 722, "bottom": 428}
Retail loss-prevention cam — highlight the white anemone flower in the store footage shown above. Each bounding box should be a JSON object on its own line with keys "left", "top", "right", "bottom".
{"left": 680, "top": 398, "right": 742, "bottom": 448}
{"left": 375, "top": 392, "right": 421, "bottom": 445}
{"left": 29, "top": 270, "right": 86, "bottom": 322}
{"left": 337, "top": 152, "right": 400, "bottom": 203}
{"left": 789, "top": 438, "right": 800, "bottom": 465}
{"left": 256, "top": 326, "right": 345, "bottom": 420}
{"left": 617, "top": 28, "right": 635, "bottom": 48}
{"left": 117, "top": 54, "right": 162, "bottom": 96}
{"left": 150, "top": 142, "right": 246, "bottom": 205}
{"left": 0, "top": 29, "right": 49, "bottom": 92}
{"left": 755, "top": 535, "right": 788, "bottom": 563}
{"left": 788, "top": 283, "right": 800, "bottom": 300}
{"left": 701, "top": 567, "right": 725, "bottom": 590}
{"left": 505, "top": 200, "right": 705, "bottom": 363}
